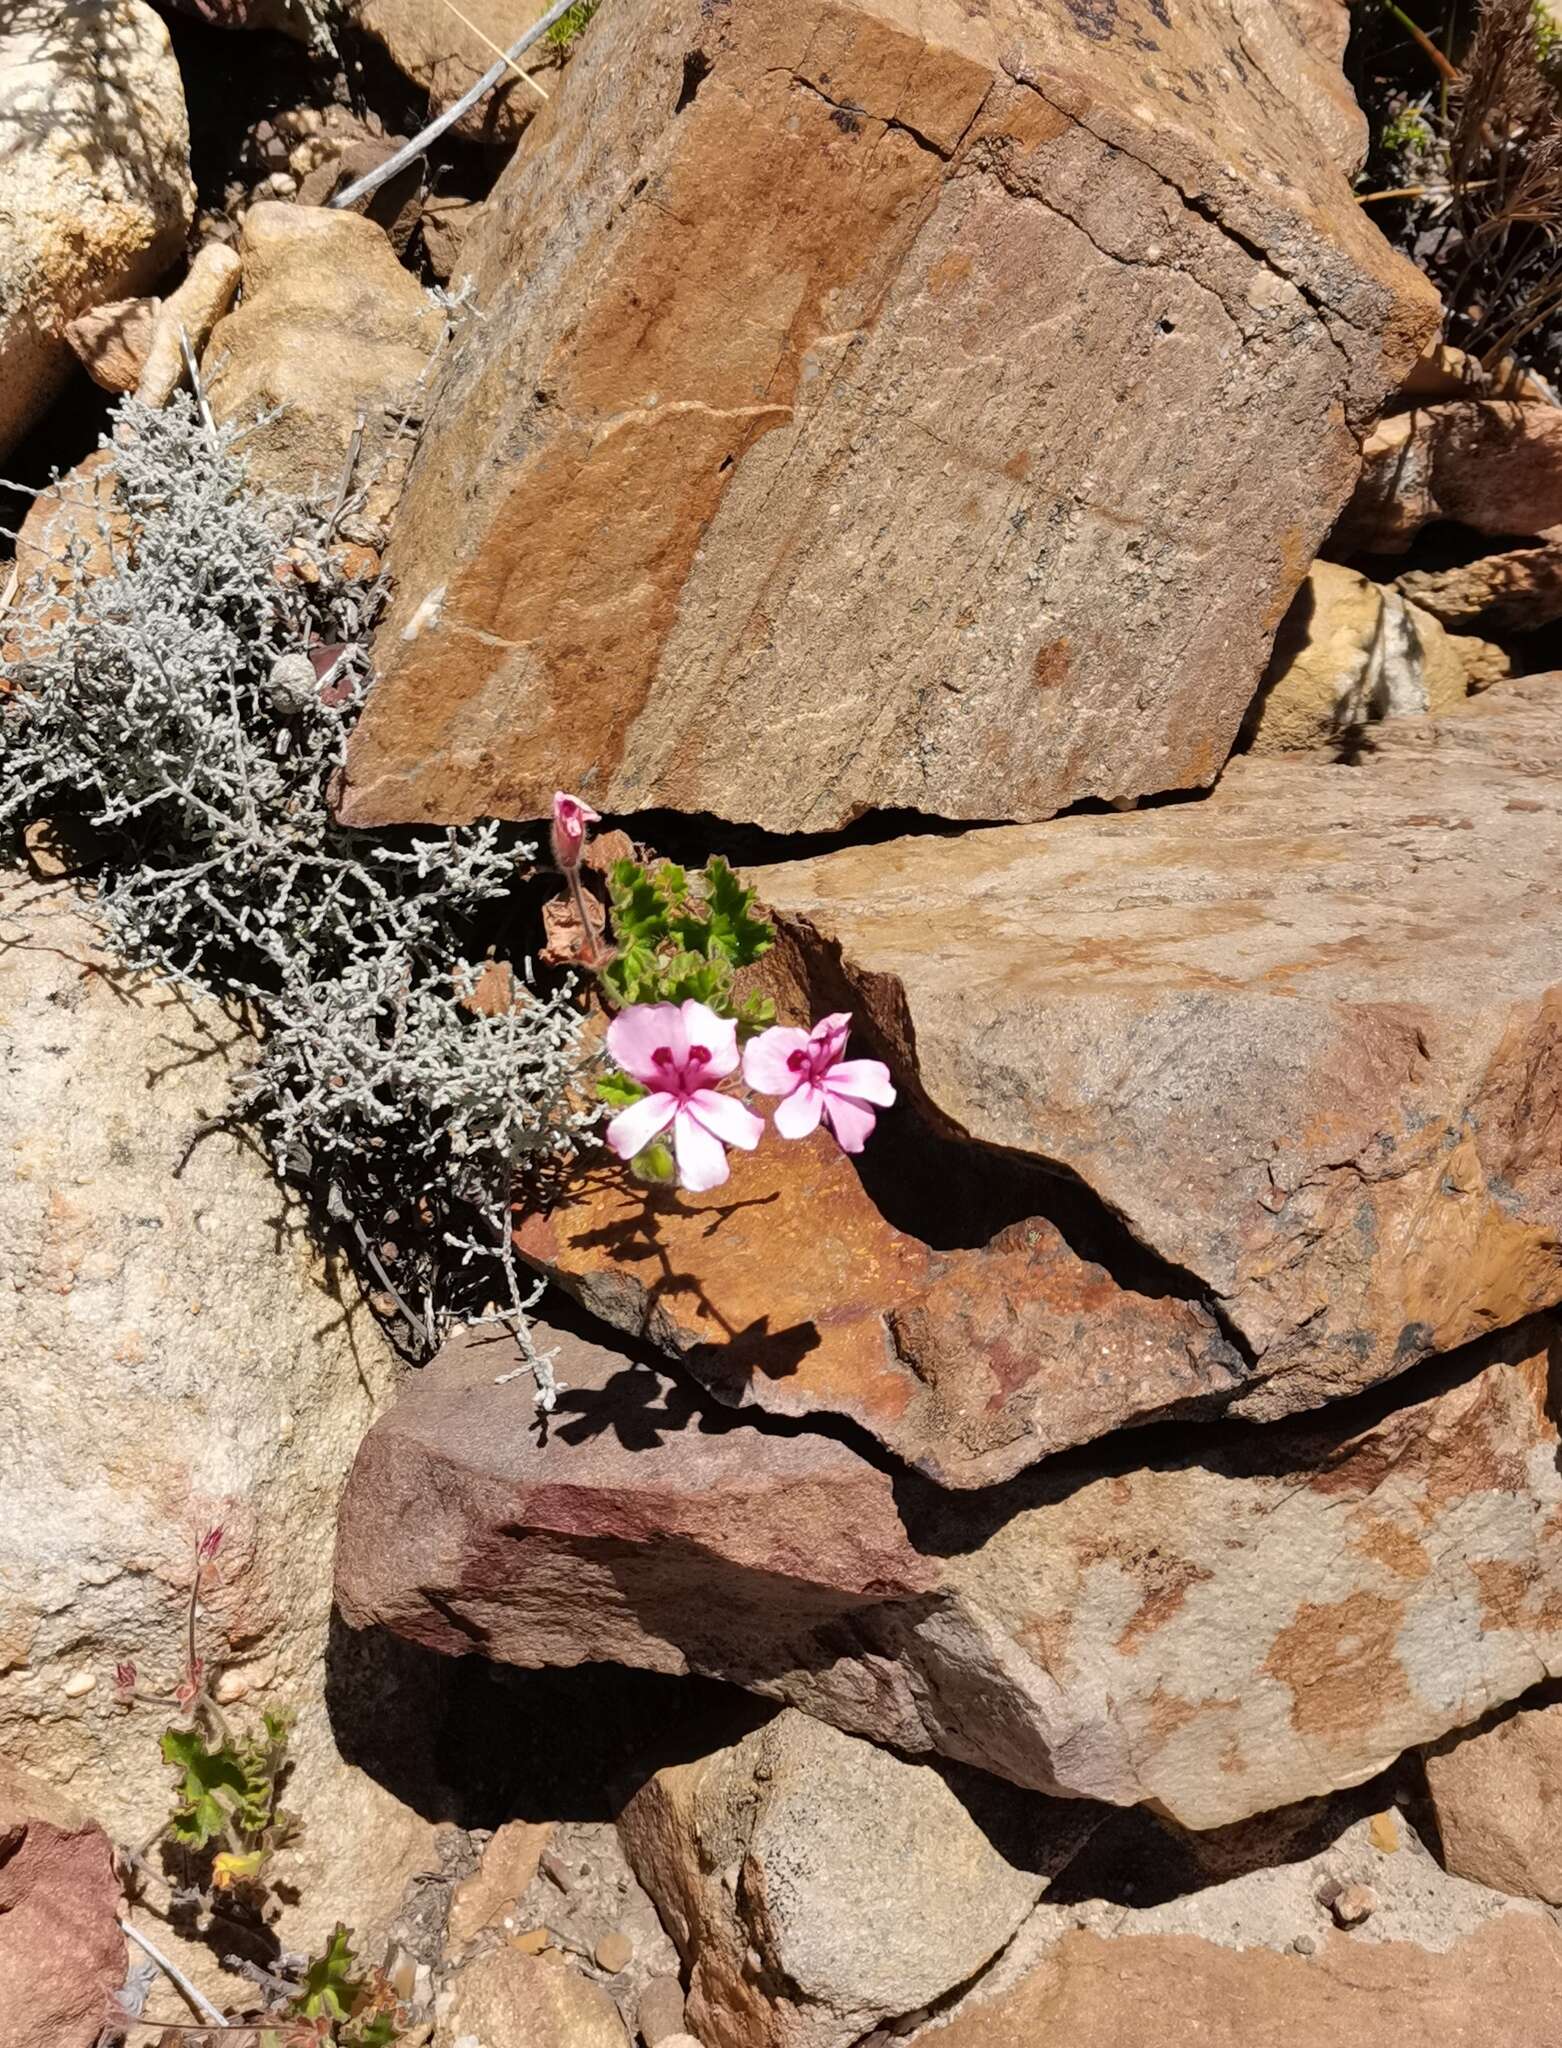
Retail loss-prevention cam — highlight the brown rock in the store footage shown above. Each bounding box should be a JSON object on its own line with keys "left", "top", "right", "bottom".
{"left": 0, "top": 1, "right": 193, "bottom": 459}
{"left": 1396, "top": 341, "right": 1557, "bottom": 407}
{"left": 1326, "top": 1882, "right": 1378, "bottom": 1926}
{"left": 1424, "top": 1693, "right": 1562, "bottom": 1904}
{"left": 619, "top": 1707, "right": 1086, "bottom": 2048}
{"left": 0, "top": 1764, "right": 126, "bottom": 2048}
{"left": 1399, "top": 534, "right": 1562, "bottom": 635}
{"left": 750, "top": 680, "right": 1562, "bottom": 1422}
{"left": 518, "top": 1134, "right": 1244, "bottom": 1485}
{"left": 420, "top": 195, "right": 480, "bottom": 282}
{"left": 339, "top": 0, "right": 1435, "bottom": 833}
{"left": 9, "top": 450, "right": 127, "bottom": 607}
{"left": 1337, "top": 402, "right": 1562, "bottom": 554}
{"left": 438, "top": 1944, "right": 630, "bottom": 2048}
{"left": 637, "top": 1974, "right": 688, "bottom": 2045}
{"left": 448, "top": 1818, "right": 553, "bottom": 1948}
{"left": 202, "top": 203, "right": 441, "bottom": 516}
{"left": 594, "top": 1930, "right": 633, "bottom": 1974}
{"left": 337, "top": 1306, "right": 1562, "bottom": 1830}
{"left": 64, "top": 296, "right": 159, "bottom": 393}
{"left": 905, "top": 1917, "right": 1562, "bottom": 2048}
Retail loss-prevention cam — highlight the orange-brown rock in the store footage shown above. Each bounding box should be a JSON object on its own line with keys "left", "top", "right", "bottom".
{"left": 751, "top": 679, "right": 1562, "bottom": 1424}
{"left": 904, "top": 1917, "right": 1562, "bottom": 2048}
{"left": 1424, "top": 1691, "right": 1562, "bottom": 1905}
{"left": 517, "top": 1134, "right": 1243, "bottom": 1487}
{"left": 0, "top": 1765, "right": 126, "bottom": 2048}
{"left": 1399, "top": 535, "right": 1562, "bottom": 635}
{"left": 1337, "top": 401, "right": 1562, "bottom": 553}
{"left": 337, "top": 1309, "right": 1562, "bottom": 1829}
{"left": 340, "top": 0, "right": 1435, "bottom": 833}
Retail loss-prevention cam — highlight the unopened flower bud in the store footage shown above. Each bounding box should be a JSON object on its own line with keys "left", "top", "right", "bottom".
{"left": 114, "top": 1661, "right": 137, "bottom": 1695}
{"left": 550, "top": 790, "right": 601, "bottom": 873}
{"left": 198, "top": 1526, "right": 224, "bottom": 1563}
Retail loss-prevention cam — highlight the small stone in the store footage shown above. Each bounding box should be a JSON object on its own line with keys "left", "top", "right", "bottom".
{"left": 1292, "top": 1933, "right": 1318, "bottom": 1956}
{"left": 637, "top": 1973, "right": 687, "bottom": 2045}
{"left": 61, "top": 1669, "right": 95, "bottom": 1698}
{"left": 22, "top": 819, "right": 70, "bottom": 880}
{"left": 513, "top": 1927, "right": 551, "bottom": 1955}
{"left": 1369, "top": 1811, "right": 1400, "bottom": 1854}
{"left": 266, "top": 653, "right": 318, "bottom": 715}
{"left": 1330, "top": 1884, "right": 1379, "bottom": 1928}
{"left": 594, "top": 1930, "right": 633, "bottom": 1974}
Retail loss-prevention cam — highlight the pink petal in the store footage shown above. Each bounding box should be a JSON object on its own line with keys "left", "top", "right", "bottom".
{"left": 686, "top": 1088, "right": 764, "bottom": 1152}
{"left": 743, "top": 1025, "right": 811, "bottom": 1096}
{"left": 553, "top": 790, "right": 601, "bottom": 827}
{"left": 605, "top": 1091, "right": 677, "bottom": 1161}
{"left": 825, "top": 1058, "right": 896, "bottom": 1107}
{"left": 820, "top": 1087, "right": 879, "bottom": 1153}
{"left": 812, "top": 1011, "right": 854, "bottom": 1064}
{"left": 606, "top": 1002, "right": 687, "bottom": 1086}
{"left": 680, "top": 999, "right": 739, "bottom": 1079}
{"left": 773, "top": 1082, "right": 825, "bottom": 1140}
{"left": 672, "top": 1104, "right": 732, "bottom": 1191}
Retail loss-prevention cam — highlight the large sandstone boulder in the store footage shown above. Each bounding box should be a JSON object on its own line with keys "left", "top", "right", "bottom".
{"left": 1424, "top": 1692, "right": 1562, "bottom": 1905}
{"left": 339, "top": 0, "right": 1436, "bottom": 833}
{"left": 0, "top": 0, "right": 193, "bottom": 459}
{"left": 618, "top": 1707, "right": 1087, "bottom": 2048}
{"left": 745, "top": 679, "right": 1562, "bottom": 1426}
{"left": 203, "top": 204, "right": 442, "bottom": 517}
{"left": 336, "top": 1307, "right": 1562, "bottom": 1830}
{"left": 0, "top": 876, "right": 435, "bottom": 1968}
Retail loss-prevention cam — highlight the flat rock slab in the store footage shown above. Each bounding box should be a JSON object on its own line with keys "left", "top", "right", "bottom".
{"left": 337, "top": 1311, "right": 1562, "bottom": 1829}
{"left": 516, "top": 1135, "right": 1245, "bottom": 1488}
{"left": 340, "top": 0, "right": 1434, "bottom": 833}
{"left": 750, "top": 678, "right": 1562, "bottom": 1424}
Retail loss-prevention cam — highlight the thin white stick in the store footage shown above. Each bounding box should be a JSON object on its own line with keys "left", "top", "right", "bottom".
{"left": 119, "top": 1917, "right": 228, "bottom": 2028}
{"left": 432, "top": 0, "right": 549, "bottom": 100}
{"left": 330, "top": 0, "right": 582, "bottom": 211}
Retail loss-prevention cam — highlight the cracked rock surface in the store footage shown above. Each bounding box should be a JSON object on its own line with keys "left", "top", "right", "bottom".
{"left": 339, "top": 0, "right": 1436, "bottom": 833}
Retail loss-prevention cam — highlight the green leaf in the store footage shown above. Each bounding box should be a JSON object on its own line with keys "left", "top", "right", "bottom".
{"left": 294, "top": 1926, "right": 363, "bottom": 2023}
{"left": 161, "top": 1725, "right": 250, "bottom": 1849}
{"left": 735, "top": 989, "right": 777, "bottom": 1038}
{"left": 598, "top": 1070, "right": 649, "bottom": 1109}
{"left": 607, "top": 860, "right": 670, "bottom": 952}
{"left": 700, "top": 856, "right": 773, "bottom": 969}
{"left": 655, "top": 861, "right": 688, "bottom": 902}
{"left": 630, "top": 1139, "right": 676, "bottom": 1184}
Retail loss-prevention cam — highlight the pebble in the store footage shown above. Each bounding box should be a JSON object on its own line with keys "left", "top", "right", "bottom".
{"left": 594, "top": 1930, "right": 633, "bottom": 1974}
{"left": 1291, "top": 1932, "right": 1318, "bottom": 1955}
{"left": 513, "top": 1928, "right": 551, "bottom": 1956}
{"left": 61, "top": 1668, "right": 95, "bottom": 1698}
{"left": 1330, "top": 1884, "right": 1379, "bottom": 1928}
{"left": 638, "top": 1974, "right": 687, "bottom": 2043}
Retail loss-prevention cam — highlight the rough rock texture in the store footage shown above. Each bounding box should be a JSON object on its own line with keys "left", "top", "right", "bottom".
{"left": 1397, "top": 341, "right": 1556, "bottom": 406}
{"left": 338, "top": 1305, "right": 1562, "bottom": 1830}
{"left": 203, "top": 203, "right": 441, "bottom": 515}
{"left": 1241, "top": 560, "right": 1492, "bottom": 755}
{"left": 64, "top": 295, "right": 159, "bottom": 394}
{"left": 1424, "top": 1692, "right": 1562, "bottom": 1905}
{"left": 0, "top": 1765, "right": 126, "bottom": 2048}
{"left": 347, "top": 0, "right": 560, "bottom": 144}
{"left": 0, "top": 0, "right": 193, "bottom": 459}
{"left": 517, "top": 1134, "right": 1246, "bottom": 1487}
{"left": 904, "top": 1916, "right": 1562, "bottom": 2047}
{"left": 0, "top": 876, "right": 435, "bottom": 1968}
{"left": 1400, "top": 535, "right": 1562, "bottom": 635}
{"left": 618, "top": 1707, "right": 1087, "bottom": 2048}
{"left": 1336, "top": 401, "right": 1562, "bottom": 553}
{"left": 438, "top": 1944, "right": 631, "bottom": 2048}
{"left": 750, "top": 679, "right": 1562, "bottom": 1424}
{"left": 339, "top": 0, "right": 1436, "bottom": 833}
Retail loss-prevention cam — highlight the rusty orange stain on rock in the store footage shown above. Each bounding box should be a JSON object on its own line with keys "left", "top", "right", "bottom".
{"left": 1264, "top": 1590, "right": 1412, "bottom": 1742}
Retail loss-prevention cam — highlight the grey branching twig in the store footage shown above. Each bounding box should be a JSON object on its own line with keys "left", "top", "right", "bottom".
{"left": 0, "top": 397, "right": 598, "bottom": 1401}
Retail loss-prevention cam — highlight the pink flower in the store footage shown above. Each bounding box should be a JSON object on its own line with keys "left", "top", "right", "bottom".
{"left": 551, "top": 791, "right": 600, "bottom": 872}
{"left": 604, "top": 1000, "right": 764, "bottom": 1193}
{"left": 742, "top": 1012, "right": 896, "bottom": 1153}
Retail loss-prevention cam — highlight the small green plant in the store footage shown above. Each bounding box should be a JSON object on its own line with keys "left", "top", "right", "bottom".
{"left": 1380, "top": 103, "right": 1436, "bottom": 157}
{"left": 544, "top": 0, "right": 600, "bottom": 50}
{"left": 276, "top": 1925, "right": 403, "bottom": 2047}
{"left": 598, "top": 854, "right": 776, "bottom": 1028}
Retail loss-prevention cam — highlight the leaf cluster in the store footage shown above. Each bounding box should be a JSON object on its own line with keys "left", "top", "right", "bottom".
{"left": 599, "top": 854, "right": 775, "bottom": 1034}
{"left": 161, "top": 1709, "right": 297, "bottom": 1886}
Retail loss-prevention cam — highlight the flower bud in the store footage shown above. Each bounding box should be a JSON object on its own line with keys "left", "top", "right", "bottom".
{"left": 198, "top": 1526, "right": 224, "bottom": 1563}
{"left": 550, "top": 790, "right": 601, "bottom": 873}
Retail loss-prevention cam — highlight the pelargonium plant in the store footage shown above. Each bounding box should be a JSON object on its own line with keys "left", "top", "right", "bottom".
{"left": 551, "top": 793, "right": 896, "bottom": 1191}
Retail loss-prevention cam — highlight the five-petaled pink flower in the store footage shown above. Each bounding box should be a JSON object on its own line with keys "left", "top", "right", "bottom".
{"left": 743, "top": 1012, "right": 896, "bottom": 1153}
{"left": 551, "top": 790, "right": 600, "bottom": 872}
{"left": 605, "top": 1000, "right": 764, "bottom": 1192}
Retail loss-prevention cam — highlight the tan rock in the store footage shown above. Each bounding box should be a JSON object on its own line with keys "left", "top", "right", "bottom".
{"left": 347, "top": 0, "right": 562, "bottom": 144}
{"left": 136, "top": 241, "right": 243, "bottom": 408}
{"left": 1425, "top": 1694, "right": 1562, "bottom": 1904}
{"left": 340, "top": 0, "right": 1436, "bottom": 833}
{"left": 1400, "top": 533, "right": 1562, "bottom": 635}
{"left": 1396, "top": 341, "right": 1556, "bottom": 407}
{"left": 0, "top": 0, "right": 193, "bottom": 458}
{"left": 449, "top": 1818, "right": 553, "bottom": 1948}
{"left": 906, "top": 1917, "right": 1562, "bottom": 2047}
{"left": 637, "top": 1974, "right": 688, "bottom": 2045}
{"left": 750, "top": 679, "right": 1562, "bottom": 1420}
{"left": 619, "top": 1708, "right": 1084, "bottom": 2048}
{"left": 1337, "top": 401, "right": 1562, "bottom": 554}
{"left": 337, "top": 1305, "right": 1562, "bottom": 1830}
{"left": 64, "top": 296, "right": 160, "bottom": 393}
{"left": 438, "top": 1944, "right": 630, "bottom": 2048}
{"left": 420, "top": 194, "right": 481, "bottom": 282}
{"left": 0, "top": 877, "right": 435, "bottom": 1984}
{"left": 202, "top": 204, "right": 441, "bottom": 515}
{"left": 0, "top": 1764, "right": 126, "bottom": 2048}
{"left": 1242, "top": 562, "right": 1472, "bottom": 755}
